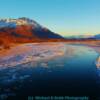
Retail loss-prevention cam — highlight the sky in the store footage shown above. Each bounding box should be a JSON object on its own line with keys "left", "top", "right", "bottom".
{"left": 0, "top": 0, "right": 100, "bottom": 36}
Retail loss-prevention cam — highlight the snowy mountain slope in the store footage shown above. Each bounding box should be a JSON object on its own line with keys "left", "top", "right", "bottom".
{"left": 0, "top": 17, "right": 63, "bottom": 45}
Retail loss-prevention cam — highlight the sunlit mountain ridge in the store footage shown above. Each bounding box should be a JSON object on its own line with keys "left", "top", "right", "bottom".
{"left": 0, "top": 17, "right": 63, "bottom": 48}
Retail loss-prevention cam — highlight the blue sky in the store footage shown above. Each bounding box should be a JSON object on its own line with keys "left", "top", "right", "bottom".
{"left": 0, "top": 0, "right": 100, "bottom": 36}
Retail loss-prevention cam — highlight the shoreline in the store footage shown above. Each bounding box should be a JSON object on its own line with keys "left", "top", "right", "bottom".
{"left": 0, "top": 43, "right": 66, "bottom": 70}
{"left": 1, "top": 42, "right": 100, "bottom": 70}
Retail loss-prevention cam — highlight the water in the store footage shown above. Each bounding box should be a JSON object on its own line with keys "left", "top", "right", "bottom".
{"left": 0, "top": 44, "right": 100, "bottom": 100}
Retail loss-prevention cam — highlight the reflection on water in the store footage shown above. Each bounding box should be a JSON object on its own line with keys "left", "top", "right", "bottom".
{"left": 0, "top": 44, "right": 100, "bottom": 99}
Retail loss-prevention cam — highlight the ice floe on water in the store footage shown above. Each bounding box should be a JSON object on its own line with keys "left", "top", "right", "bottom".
{"left": 96, "top": 56, "right": 100, "bottom": 68}
{"left": 96, "top": 56, "right": 100, "bottom": 78}
{"left": 0, "top": 43, "right": 65, "bottom": 70}
{"left": 0, "top": 43, "right": 66, "bottom": 89}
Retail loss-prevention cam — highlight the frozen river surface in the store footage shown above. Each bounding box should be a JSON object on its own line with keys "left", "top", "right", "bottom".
{"left": 0, "top": 43, "right": 100, "bottom": 100}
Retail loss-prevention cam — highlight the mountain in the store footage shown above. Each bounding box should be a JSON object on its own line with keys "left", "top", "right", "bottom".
{"left": 65, "top": 34, "right": 100, "bottom": 40}
{"left": 0, "top": 17, "right": 63, "bottom": 48}
{"left": 91, "top": 34, "right": 100, "bottom": 39}
{"left": 65, "top": 35, "right": 93, "bottom": 39}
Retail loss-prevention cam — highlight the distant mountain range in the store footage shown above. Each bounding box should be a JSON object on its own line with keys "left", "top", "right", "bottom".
{"left": 0, "top": 17, "right": 63, "bottom": 47}
{"left": 91, "top": 34, "right": 100, "bottom": 39}
{"left": 65, "top": 34, "right": 100, "bottom": 40}
{"left": 65, "top": 35, "right": 93, "bottom": 39}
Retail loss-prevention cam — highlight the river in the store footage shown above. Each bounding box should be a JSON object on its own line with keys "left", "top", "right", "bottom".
{"left": 0, "top": 44, "right": 100, "bottom": 100}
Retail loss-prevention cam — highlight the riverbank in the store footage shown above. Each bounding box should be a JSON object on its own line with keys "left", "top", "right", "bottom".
{"left": 0, "top": 43, "right": 65, "bottom": 70}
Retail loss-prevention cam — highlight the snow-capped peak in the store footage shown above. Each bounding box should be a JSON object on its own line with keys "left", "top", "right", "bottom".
{"left": 0, "top": 17, "right": 42, "bottom": 28}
